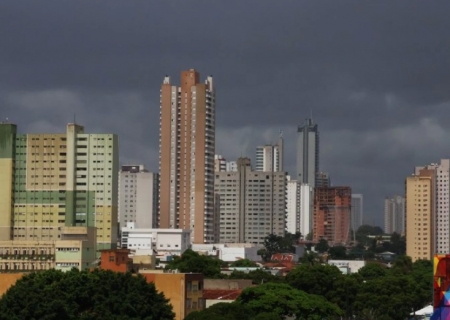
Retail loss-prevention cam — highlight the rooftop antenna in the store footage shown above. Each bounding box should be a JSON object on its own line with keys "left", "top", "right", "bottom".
{"left": 310, "top": 109, "right": 314, "bottom": 122}
{"left": 279, "top": 129, "right": 283, "bottom": 138}
{"left": 73, "top": 113, "right": 76, "bottom": 125}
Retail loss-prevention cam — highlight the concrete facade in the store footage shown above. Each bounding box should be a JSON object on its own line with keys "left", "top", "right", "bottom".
{"left": 351, "top": 194, "right": 363, "bottom": 232}
{"left": 141, "top": 272, "right": 204, "bottom": 320}
{"left": 384, "top": 195, "right": 405, "bottom": 235}
{"left": 118, "top": 165, "right": 158, "bottom": 229}
{"left": 255, "top": 135, "right": 283, "bottom": 172}
{"left": 0, "top": 122, "right": 119, "bottom": 252}
{"left": 191, "top": 243, "right": 262, "bottom": 262}
{"left": 158, "top": 70, "right": 216, "bottom": 244}
{"left": 0, "top": 227, "right": 96, "bottom": 272}
{"left": 214, "top": 158, "right": 286, "bottom": 244}
{"left": 406, "top": 169, "right": 434, "bottom": 261}
{"left": 297, "top": 118, "right": 319, "bottom": 188}
{"left": 328, "top": 260, "right": 366, "bottom": 274}
{"left": 121, "top": 222, "right": 191, "bottom": 256}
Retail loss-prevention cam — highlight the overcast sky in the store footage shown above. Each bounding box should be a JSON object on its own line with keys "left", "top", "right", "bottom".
{"left": 2, "top": 1, "right": 450, "bottom": 227}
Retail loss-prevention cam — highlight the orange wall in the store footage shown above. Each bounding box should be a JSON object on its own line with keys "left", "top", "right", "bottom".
{"left": 100, "top": 250, "right": 130, "bottom": 272}
{"left": 0, "top": 273, "right": 24, "bottom": 297}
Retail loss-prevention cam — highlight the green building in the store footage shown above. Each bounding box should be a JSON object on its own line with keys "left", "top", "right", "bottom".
{"left": 0, "top": 122, "right": 119, "bottom": 252}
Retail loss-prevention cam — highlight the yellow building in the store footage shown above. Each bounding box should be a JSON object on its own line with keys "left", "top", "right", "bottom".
{"left": 405, "top": 169, "right": 434, "bottom": 261}
{"left": 0, "top": 227, "right": 96, "bottom": 272}
{"left": 140, "top": 271, "right": 204, "bottom": 320}
{"left": 0, "top": 122, "right": 118, "bottom": 253}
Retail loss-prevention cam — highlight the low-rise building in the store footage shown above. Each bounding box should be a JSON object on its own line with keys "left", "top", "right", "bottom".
{"left": 191, "top": 243, "right": 261, "bottom": 262}
{"left": 328, "top": 260, "right": 366, "bottom": 274}
{"left": 99, "top": 249, "right": 132, "bottom": 273}
{"left": 121, "top": 223, "right": 191, "bottom": 256}
{"left": 141, "top": 271, "right": 204, "bottom": 320}
{"left": 0, "top": 227, "right": 96, "bottom": 272}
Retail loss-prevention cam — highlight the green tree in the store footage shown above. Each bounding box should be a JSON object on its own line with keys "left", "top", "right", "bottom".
{"left": 0, "top": 269, "right": 174, "bottom": 320}
{"left": 328, "top": 246, "right": 347, "bottom": 259}
{"left": 353, "top": 275, "right": 420, "bottom": 320}
{"left": 228, "top": 269, "right": 281, "bottom": 285}
{"left": 184, "top": 302, "right": 254, "bottom": 320}
{"left": 390, "top": 255, "right": 413, "bottom": 275}
{"left": 165, "top": 249, "right": 225, "bottom": 278}
{"left": 236, "top": 282, "right": 342, "bottom": 319}
{"left": 286, "top": 264, "right": 343, "bottom": 299}
{"left": 358, "top": 262, "right": 387, "bottom": 280}
{"left": 230, "top": 259, "right": 257, "bottom": 268}
{"left": 259, "top": 233, "right": 299, "bottom": 261}
{"left": 315, "top": 238, "right": 329, "bottom": 253}
{"left": 299, "top": 251, "right": 320, "bottom": 266}
{"left": 355, "top": 225, "right": 383, "bottom": 247}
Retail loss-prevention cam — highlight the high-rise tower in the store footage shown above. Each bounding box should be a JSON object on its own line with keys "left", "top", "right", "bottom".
{"left": 255, "top": 134, "right": 283, "bottom": 172}
{"left": 0, "top": 122, "right": 119, "bottom": 251}
{"left": 158, "top": 69, "right": 216, "bottom": 243}
{"left": 297, "top": 118, "right": 319, "bottom": 188}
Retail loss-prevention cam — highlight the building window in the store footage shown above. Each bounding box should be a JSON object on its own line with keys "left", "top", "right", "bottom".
{"left": 109, "top": 256, "right": 115, "bottom": 262}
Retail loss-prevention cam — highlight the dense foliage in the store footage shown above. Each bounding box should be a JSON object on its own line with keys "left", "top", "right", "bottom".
{"left": 0, "top": 269, "right": 174, "bottom": 320}
{"left": 257, "top": 233, "right": 301, "bottom": 261}
{"left": 165, "top": 249, "right": 226, "bottom": 278}
{"left": 185, "top": 283, "right": 342, "bottom": 320}
{"left": 287, "top": 256, "right": 432, "bottom": 320}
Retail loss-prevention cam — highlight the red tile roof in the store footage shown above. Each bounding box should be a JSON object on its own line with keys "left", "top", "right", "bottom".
{"left": 203, "top": 289, "right": 242, "bottom": 300}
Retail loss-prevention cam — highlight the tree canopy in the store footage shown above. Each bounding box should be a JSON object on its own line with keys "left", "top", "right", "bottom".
{"left": 186, "top": 283, "right": 342, "bottom": 320}
{"left": 165, "top": 249, "right": 226, "bottom": 278}
{"left": 0, "top": 268, "right": 174, "bottom": 320}
{"left": 257, "top": 233, "right": 300, "bottom": 261}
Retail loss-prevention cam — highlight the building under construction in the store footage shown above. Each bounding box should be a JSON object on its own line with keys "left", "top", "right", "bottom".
{"left": 313, "top": 186, "right": 352, "bottom": 245}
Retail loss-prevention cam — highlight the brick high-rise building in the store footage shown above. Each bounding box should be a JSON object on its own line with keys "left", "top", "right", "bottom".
{"left": 158, "top": 69, "right": 216, "bottom": 243}
{"left": 313, "top": 186, "right": 351, "bottom": 245}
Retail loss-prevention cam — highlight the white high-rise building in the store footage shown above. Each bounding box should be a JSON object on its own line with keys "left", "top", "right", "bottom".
{"left": 414, "top": 159, "right": 450, "bottom": 254}
{"left": 286, "top": 178, "right": 299, "bottom": 234}
{"left": 214, "top": 155, "right": 227, "bottom": 172}
{"left": 285, "top": 176, "right": 313, "bottom": 237}
{"left": 118, "top": 165, "right": 158, "bottom": 229}
{"left": 351, "top": 194, "right": 363, "bottom": 232}
{"left": 384, "top": 195, "right": 405, "bottom": 234}
{"left": 299, "top": 184, "right": 313, "bottom": 238}
{"left": 297, "top": 118, "right": 319, "bottom": 188}
{"left": 226, "top": 161, "right": 237, "bottom": 172}
{"left": 255, "top": 135, "right": 283, "bottom": 172}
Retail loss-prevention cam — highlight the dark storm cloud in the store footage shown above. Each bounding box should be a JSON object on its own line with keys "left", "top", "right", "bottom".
{"left": 1, "top": 0, "right": 450, "bottom": 226}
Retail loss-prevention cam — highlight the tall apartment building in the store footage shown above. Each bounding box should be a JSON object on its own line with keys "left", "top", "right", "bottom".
{"left": 226, "top": 161, "right": 237, "bottom": 172}
{"left": 405, "top": 168, "right": 434, "bottom": 261}
{"left": 404, "top": 159, "right": 449, "bottom": 258}
{"left": 351, "top": 194, "right": 363, "bottom": 232}
{"left": 313, "top": 187, "right": 351, "bottom": 245}
{"left": 214, "top": 158, "right": 286, "bottom": 244}
{"left": 255, "top": 135, "right": 283, "bottom": 172}
{"left": 159, "top": 69, "right": 216, "bottom": 243}
{"left": 286, "top": 177, "right": 313, "bottom": 237}
{"left": 297, "top": 118, "right": 319, "bottom": 188}
{"left": 316, "top": 172, "right": 330, "bottom": 188}
{"left": 384, "top": 195, "right": 405, "bottom": 234}
{"left": 214, "top": 155, "right": 227, "bottom": 172}
{"left": 0, "top": 122, "right": 119, "bottom": 251}
{"left": 118, "top": 165, "right": 158, "bottom": 229}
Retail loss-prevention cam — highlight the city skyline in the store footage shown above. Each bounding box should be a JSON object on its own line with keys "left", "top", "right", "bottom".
{"left": 2, "top": 2, "right": 450, "bottom": 227}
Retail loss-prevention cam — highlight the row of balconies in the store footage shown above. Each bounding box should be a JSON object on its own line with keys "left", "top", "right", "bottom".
{"left": 0, "top": 254, "right": 55, "bottom": 261}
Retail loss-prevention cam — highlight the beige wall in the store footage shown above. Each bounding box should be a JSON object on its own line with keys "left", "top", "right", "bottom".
{"left": 0, "top": 159, "right": 13, "bottom": 241}
{"left": 406, "top": 172, "right": 433, "bottom": 261}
